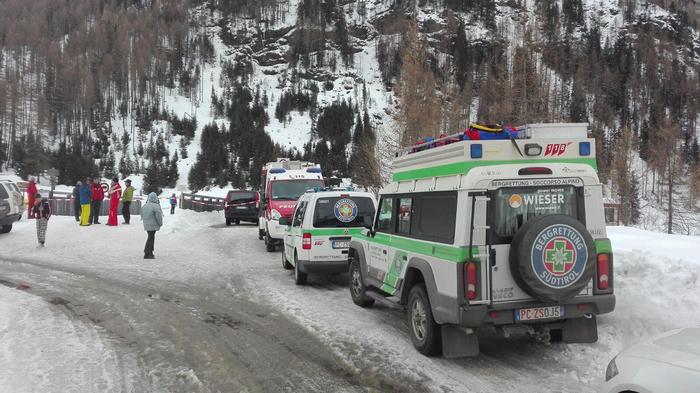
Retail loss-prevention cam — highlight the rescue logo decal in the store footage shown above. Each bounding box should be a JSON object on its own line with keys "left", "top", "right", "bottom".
{"left": 531, "top": 224, "right": 587, "bottom": 289}
{"left": 508, "top": 194, "right": 523, "bottom": 208}
{"left": 334, "top": 198, "right": 358, "bottom": 223}
{"left": 544, "top": 142, "right": 573, "bottom": 156}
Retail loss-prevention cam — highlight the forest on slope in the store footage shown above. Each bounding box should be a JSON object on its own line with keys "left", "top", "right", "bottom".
{"left": 1, "top": 0, "right": 699, "bottom": 233}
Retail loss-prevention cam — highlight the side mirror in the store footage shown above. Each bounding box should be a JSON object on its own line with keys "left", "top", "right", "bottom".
{"left": 279, "top": 217, "right": 290, "bottom": 226}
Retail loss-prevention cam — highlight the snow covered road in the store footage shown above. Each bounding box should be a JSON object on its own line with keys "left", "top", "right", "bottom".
{"left": 1, "top": 210, "right": 699, "bottom": 392}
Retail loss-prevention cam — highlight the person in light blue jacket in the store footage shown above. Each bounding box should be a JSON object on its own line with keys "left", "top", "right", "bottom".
{"left": 141, "top": 192, "right": 163, "bottom": 259}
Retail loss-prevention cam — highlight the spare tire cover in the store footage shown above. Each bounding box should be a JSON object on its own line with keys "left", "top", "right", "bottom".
{"left": 509, "top": 215, "right": 595, "bottom": 302}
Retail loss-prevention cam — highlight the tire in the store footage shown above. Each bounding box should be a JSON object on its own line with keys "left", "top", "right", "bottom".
{"left": 234, "top": 219, "right": 240, "bottom": 225}
{"left": 258, "top": 229, "right": 264, "bottom": 240}
{"left": 294, "top": 253, "right": 307, "bottom": 285}
{"left": 225, "top": 218, "right": 231, "bottom": 226}
{"left": 349, "top": 259, "right": 374, "bottom": 307}
{"left": 282, "top": 248, "right": 293, "bottom": 270}
{"left": 509, "top": 215, "right": 596, "bottom": 302}
{"left": 0, "top": 224, "right": 11, "bottom": 234}
{"left": 407, "top": 284, "right": 442, "bottom": 356}
{"left": 265, "top": 232, "right": 275, "bottom": 252}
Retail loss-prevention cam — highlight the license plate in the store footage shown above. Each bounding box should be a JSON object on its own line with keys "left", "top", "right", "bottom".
{"left": 235, "top": 206, "right": 248, "bottom": 210}
{"left": 332, "top": 240, "right": 350, "bottom": 249}
{"left": 514, "top": 306, "right": 564, "bottom": 322}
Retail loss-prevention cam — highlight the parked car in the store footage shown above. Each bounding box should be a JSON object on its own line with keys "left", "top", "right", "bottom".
{"left": 280, "top": 189, "right": 377, "bottom": 285}
{"left": 599, "top": 328, "right": 700, "bottom": 393}
{"left": 348, "top": 123, "right": 614, "bottom": 357}
{"left": 0, "top": 179, "right": 23, "bottom": 233}
{"left": 224, "top": 190, "right": 260, "bottom": 226}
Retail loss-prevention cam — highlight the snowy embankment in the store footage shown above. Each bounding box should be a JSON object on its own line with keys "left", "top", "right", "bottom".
{"left": 0, "top": 284, "right": 137, "bottom": 393}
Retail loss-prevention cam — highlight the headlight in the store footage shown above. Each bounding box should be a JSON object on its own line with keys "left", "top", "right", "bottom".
{"left": 605, "top": 357, "right": 618, "bottom": 382}
{"left": 270, "top": 209, "right": 282, "bottom": 221}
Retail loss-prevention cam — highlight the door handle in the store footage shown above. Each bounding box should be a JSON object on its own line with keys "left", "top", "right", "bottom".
{"left": 490, "top": 248, "right": 497, "bottom": 267}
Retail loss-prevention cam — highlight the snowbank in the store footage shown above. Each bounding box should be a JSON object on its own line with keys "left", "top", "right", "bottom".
{"left": 0, "top": 285, "right": 135, "bottom": 393}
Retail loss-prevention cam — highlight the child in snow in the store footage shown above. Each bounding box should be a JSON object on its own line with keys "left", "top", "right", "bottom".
{"left": 169, "top": 193, "right": 177, "bottom": 215}
{"left": 32, "top": 193, "right": 51, "bottom": 248}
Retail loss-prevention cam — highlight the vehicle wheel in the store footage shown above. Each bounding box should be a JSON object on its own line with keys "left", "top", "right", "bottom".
{"left": 550, "top": 328, "right": 563, "bottom": 343}
{"left": 294, "top": 253, "right": 307, "bottom": 285}
{"left": 0, "top": 224, "right": 11, "bottom": 234}
{"left": 258, "top": 229, "right": 264, "bottom": 240}
{"left": 234, "top": 219, "right": 240, "bottom": 225}
{"left": 349, "top": 259, "right": 374, "bottom": 307}
{"left": 282, "top": 249, "right": 293, "bottom": 270}
{"left": 265, "top": 232, "right": 276, "bottom": 252}
{"left": 407, "top": 284, "right": 442, "bottom": 356}
{"left": 225, "top": 218, "right": 231, "bottom": 226}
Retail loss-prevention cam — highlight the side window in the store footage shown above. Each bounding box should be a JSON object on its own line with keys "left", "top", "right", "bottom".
{"left": 376, "top": 198, "right": 394, "bottom": 232}
{"left": 0, "top": 185, "right": 8, "bottom": 199}
{"left": 293, "top": 201, "right": 306, "bottom": 227}
{"left": 396, "top": 198, "right": 413, "bottom": 235}
{"left": 417, "top": 194, "right": 457, "bottom": 243}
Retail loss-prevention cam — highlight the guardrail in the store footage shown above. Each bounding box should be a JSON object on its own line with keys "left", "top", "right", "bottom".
{"left": 179, "top": 193, "right": 226, "bottom": 212}
{"left": 48, "top": 196, "right": 142, "bottom": 216}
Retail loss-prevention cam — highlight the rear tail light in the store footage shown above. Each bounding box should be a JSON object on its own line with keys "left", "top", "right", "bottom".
{"left": 302, "top": 233, "right": 312, "bottom": 250}
{"left": 597, "top": 254, "right": 610, "bottom": 290}
{"left": 465, "top": 262, "right": 478, "bottom": 300}
{"left": 255, "top": 192, "right": 259, "bottom": 209}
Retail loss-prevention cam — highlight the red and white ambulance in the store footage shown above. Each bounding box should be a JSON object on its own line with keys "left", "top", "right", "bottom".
{"left": 258, "top": 159, "right": 324, "bottom": 252}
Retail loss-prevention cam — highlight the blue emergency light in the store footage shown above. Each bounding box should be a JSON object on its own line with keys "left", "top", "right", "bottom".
{"left": 470, "top": 144, "right": 483, "bottom": 159}
{"left": 306, "top": 167, "right": 322, "bottom": 173}
{"left": 269, "top": 168, "right": 286, "bottom": 174}
{"left": 579, "top": 142, "right": 591, "bottom": 156}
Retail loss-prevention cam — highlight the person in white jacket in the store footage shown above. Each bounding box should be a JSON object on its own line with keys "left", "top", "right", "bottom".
{"left": 141, "top": 192, "right": 163, "bottom": 259}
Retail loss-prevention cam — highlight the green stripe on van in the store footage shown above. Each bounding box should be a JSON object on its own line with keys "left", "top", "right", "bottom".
{"left": 360, "top": 232, "right": 478, "bottom": 263}
{"left": 306, "top": 228, "right": 365, "bottom": 236}
{"left": 595, "top": 238, "right": 612, "bottom": 254}
{"left": 392, "top": 158, "right": 598, "bottom": 182}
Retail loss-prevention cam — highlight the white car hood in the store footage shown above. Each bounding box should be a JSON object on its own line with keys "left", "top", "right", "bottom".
{"left": 621, "top": 328, "right": 700, "bottom": 372}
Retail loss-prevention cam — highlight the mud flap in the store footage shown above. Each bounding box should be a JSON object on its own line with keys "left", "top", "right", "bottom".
{"left": 441, "top": 325, "right": 479, "bottom": 358}
{"left": 562, "top": 315, "right": 598, "bottom": 343}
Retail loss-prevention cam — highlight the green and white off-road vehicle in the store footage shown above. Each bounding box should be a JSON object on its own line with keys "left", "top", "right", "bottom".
{"left": 348, "top": 123, "right": 615, "bottom": 357}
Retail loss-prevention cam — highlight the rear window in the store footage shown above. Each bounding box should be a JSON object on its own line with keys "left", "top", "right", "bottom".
{"left": 6, "top": 183, "right": 19, "bottom": 192}
{"left": 313, "top": 196, "right": 376, "bottom": 228}
{"left": 493, "top": 186, "right": 578, "bottom": 238}
{"left": 0, "top": 185, "right": 8, "bottom": 199}
{"left": 228, "top": 191, "right": 256, "bottom": 203}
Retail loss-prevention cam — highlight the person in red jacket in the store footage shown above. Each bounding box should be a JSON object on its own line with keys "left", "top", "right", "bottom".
{"left": 26, "top": 177, "right": 38, "bottom": 218}
{"left": 106, "top": 178, "right": 122, "bottom": 226}
{"left": 90, "top": 178, "right": 104, "bottom": 224}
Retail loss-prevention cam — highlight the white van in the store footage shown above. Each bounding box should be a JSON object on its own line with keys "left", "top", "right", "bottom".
{"left": 0, "top": 179, "right": 23, "bottom": 233}
{"left": 348, "top": 123, "right": 615, "bottom": 357}
{"left": 280, "top": 189, "right": 377, "bottom": 285}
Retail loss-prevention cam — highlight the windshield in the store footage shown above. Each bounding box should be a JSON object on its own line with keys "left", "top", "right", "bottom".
{"left": 313, "top": 196, "right": 376, "bottom": 228}
{"left": 270, "top": 180, "right": 324, "bottom": 201}
{"left": 493, "top": 185, "right": 579, "bottom": 238}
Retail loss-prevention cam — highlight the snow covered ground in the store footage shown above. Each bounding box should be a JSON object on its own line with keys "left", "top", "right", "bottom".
{"left": 0, "top": 210, "right": 698, "bottom": 392}
{"left": 0, "top": 284, "right": 141, "bottom": 392}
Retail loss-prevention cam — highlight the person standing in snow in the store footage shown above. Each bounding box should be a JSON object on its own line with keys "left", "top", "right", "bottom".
{"left": 90, "top": 178, "right": 104, "bottom": 224}
{"left": 107, "top": 178, "right": 122, "bottom": 226}
{"left": 121, "top": 179, "right": 134, "bottom": 224}
{"left": 26, "top": 177, "right": 38, "bottom": 218}
{"left": 72, "top": 181, "right": 82, "bottom": 222}
{"left": 169, "top": 193, "right": 177, "bottom": 215}
{"left": 32, "top": 193, "right": 51, "bottom": 248}
{"left": 79, "top": 179, "right": 92, "bottom": 226}
{"left": 141, "top": 192, "right": 163, "bottom": 259}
